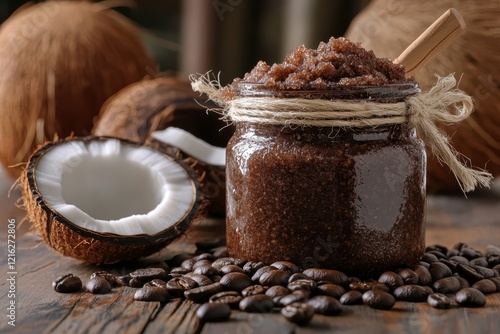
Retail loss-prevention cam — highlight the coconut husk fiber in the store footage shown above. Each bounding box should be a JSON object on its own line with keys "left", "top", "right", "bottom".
{"left": 0, "top": 1, "right": 156, "bottom": 179}
{"left": 346, "top": 0, "right": 500, "bottom": 192}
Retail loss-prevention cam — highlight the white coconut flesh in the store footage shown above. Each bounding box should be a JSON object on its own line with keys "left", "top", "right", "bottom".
{"left": 152, "top": 127, "right": 226, "bottom": 167}
{"left": 34, "top": 139, "right": 197, "bottom": 236}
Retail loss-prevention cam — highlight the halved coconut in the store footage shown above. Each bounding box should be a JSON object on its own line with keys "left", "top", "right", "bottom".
{"left": 21, "top": 137, "right": 202, "bottom": 264}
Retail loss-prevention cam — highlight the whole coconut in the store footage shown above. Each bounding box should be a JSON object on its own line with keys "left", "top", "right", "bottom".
{"left": 0, "top": 1, "right": 156, "bottom": 179}
{"left": 346, "top": 0, "right": 500, "bottom": 192}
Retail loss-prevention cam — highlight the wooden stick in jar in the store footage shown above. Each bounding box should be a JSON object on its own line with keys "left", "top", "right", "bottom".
{"left": 393, "top": 8, "right": 466, "bottom": 77}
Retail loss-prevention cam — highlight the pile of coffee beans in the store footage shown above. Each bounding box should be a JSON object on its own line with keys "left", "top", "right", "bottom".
{"left": 53, "top": 243, "right": 500, "bottom": 326}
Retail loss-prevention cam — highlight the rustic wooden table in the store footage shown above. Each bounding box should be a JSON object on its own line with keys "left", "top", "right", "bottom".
{"left": 1, "top": 171, "right": 499, "bottom": 334}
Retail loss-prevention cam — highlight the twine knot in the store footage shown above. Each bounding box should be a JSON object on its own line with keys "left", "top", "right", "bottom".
{"left": 190, "top": 72, "right": 492, "bottom": 193}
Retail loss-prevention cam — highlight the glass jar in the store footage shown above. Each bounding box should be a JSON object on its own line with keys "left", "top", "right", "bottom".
{"left": 226, "top": 82, "right": 426, "bottom": 275}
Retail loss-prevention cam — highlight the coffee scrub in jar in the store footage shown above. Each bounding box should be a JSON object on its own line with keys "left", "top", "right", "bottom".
{"left": 191, "top": 37, "right": 491, "bottom": 276}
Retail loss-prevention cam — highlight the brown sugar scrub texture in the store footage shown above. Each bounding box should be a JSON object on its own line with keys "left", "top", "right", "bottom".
{"left": 224, "top": 37, "right": 409, "bottom": 94}
{"left": 191, "top": 37, "right": 492, "bottom": 275}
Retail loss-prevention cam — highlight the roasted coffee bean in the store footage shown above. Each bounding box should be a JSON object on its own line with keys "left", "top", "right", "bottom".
{"left": 398, "top": 269, "right": 419, "bottom": 285}
{"left": 134, "top": 285, "right": 170, "bottom": 302}
{"left": 239, "top": 294, "right": 274, "bottom": 313}
{"left": 422, "top": 252, "right": 439, "bottom": 264}
{"left": 180, "top": 258, "right": 197, "bottom": 270}
{"left": 302, "top": 269, "right": 348, "bottom": 287}
{"left": 378, "top": 271, "right": 404, "bottom": 289}
{"left": 487, "top": 254, "right": 500, "bottom": 267}
{"left": 456, "top": 264, "right": 484, "bottom": 284}
{"left": 166, "top": 278, "right": 186, "bottom": 297}
{"left": 349, "top": 281, "right": 389, "bottom": 293}
{"left": 265, "top": 285, "right": 290, "bottom": 299}
{"left": 469, "top": 257, "right": 489, "bottom": 268}
{"left": 413, "top": 265, "right": 432, "bottom": 286}
{"left": 193, "top": 265, "right": 219, "bottom": 276}
{"left": 212, "top": 257, "right": 246, "bottom": 270}
{"left": 281, "top": 302, "right": 314, "bottom": 326}
{"left": 259, "top": 269, "right": 290, "bottom": 287}
{"left": 289, "top": 273, "right": 310, "bottom": 283}
{"left": 422, "top": 286, "right": 434, "bottom": 296}
{"left": 53, "top": 274, "right": 82, "bottom": 293}
{"left": 178, "top": 277, "right": 198, "bottom": 290}
{"left": 457, "top": 276, "right": 470, "bottom": 289}
{"left": 348, "top": 276, "right": 362, "bottom": 283}
{"left": 427, "top": 293, "right": 450, "bottom": 309}
{"left": 196, "top": 302, "right": 231, "bottom": 322}
{"left": 148, "top": 279, "right": 168, "bottom": 289}
{"left": 85, "top": 276, "right": 112, "bottom": 294}
{"left": 270, "top": 261, "right": 301, "bottom": 274}
{"left": 184, "top": 282, "right": 223, "bottom": 303}
{"left": 438, "top": 259, "right": 457, "bottom": 273}
{"left": 287, "top": 279, "right": 317, "bottom": 292}
{"left": 486, "top": 245, "right": 500, "bottom": 257}
{"left": 220, "top": 272, "right": 253, "bottom": 291}
{"left": 392, "top": 285, "right": 429, "bottom": 302}
{"left": 460, "top": 248, "right": 481, "bottom": 260}
{"left": 129, "top": 268, "right": 169, "bottom": 284}
{"left": 427, "top": 250, "right": 447, "bottom": 260}
{"left": 278, "top": 290, "right": 310, "bottom": 306}
{"left": 493, "top": 264, "right": 500, "bottom": 277}
{"left": 362, "top": 290, "right": 395, "bottom": 310}
{"left": 209, "top": 291, "right": 242, "bottom": 309}
{"left": 211, "top": 275, "right": 222, "bottom": 283}
{"left": 193, "top": 260, "right": 214, "bottom": 270}
{"left": 418, "top": 261, "right": 430, "bottom": 269}
{"left": 307, "top": 296, "right": 342, "bottom": 315}
{"left": 426, "top": 244, "right": 448, "bottom": 255}
{"left": 449, "top": 256, "right": 469, "bottom": 265}
{"left": 170, "top": 267, "right": 191, "bottom": 275}
{"left": 212, "top": 246, "right": 229, "bottom": 258}
{"left": 452, "top": 242, "right": 468, "bottom": 251}
{"left": 340, "top": 290, "right": 363, "bottom": 305}
{"left": 242, "top": 285, "right": 266, "bottom": 297}
{"left": 429, "top": 262, "right": 453, "bottom": 281}
{"left": 220, "top": 265, "right": 245, "bottom": 275}
{"left": 117, "top": 275, "right": 132, "bottom": 286}
{"left": 194, "top": 253, "right": 216, "bottom": 262}
{"left": 471, "top": 265, "right": 495, "bottom": 279}
{"left": 432, "top": 276, "right": 461, "bottom": 294}
{"left": 455, "top": 288, "right": 486, "bottom": 307}
{"left": 251, "top": 266, "right": 277, "bottom": 283}
{"left": 90, "top": 271, "right": 117, "bottom": 286}
{"left": 184, "top": 273, "right": 213, "bottom": 287}
{"left": 447, "top": 249, "right": 460, "bottom": 258}
{"left": 472, "top": 279, "right": 497, "bottom": 294}
{"left": 317, "top": 283, "right": 346, "bottom": 299}
{"left": 243, "top": 261, "right": 266, "bottom": 275}
{"left": 489, "top": 277, "right": 500, "bottom": 291}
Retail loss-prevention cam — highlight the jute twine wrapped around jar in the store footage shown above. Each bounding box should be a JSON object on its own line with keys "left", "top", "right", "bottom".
{"left": 191, "top": 73, "right": 493, "bottom": 193}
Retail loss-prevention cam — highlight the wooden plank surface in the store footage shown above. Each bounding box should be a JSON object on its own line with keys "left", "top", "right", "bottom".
{"left": 1, "top": 181, "right": 499, "bottom": 334}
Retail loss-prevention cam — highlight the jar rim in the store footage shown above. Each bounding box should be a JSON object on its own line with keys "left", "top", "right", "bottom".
{"left": 237, "top": 81, "right": 420, "bottom": 102}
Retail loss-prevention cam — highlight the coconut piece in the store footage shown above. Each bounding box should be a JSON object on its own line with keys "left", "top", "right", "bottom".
{"left": 93, "top": 76, "right": 233, "bottom": 215}
{"left": 0, "top": 1, "right": 156, "bottom": 179}
{"left": 21, "top": 137, "right": 202, "bottom": 264}
{"left": 346, "top": 0, "right": 500, "bottom": 191}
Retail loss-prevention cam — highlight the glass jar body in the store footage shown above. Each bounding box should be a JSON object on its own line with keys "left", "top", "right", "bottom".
{"left": 225, "top": 84, "right": 426, "bottom": 275}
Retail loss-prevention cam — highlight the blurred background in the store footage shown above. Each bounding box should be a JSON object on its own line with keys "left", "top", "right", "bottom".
{"left": 0, "top": 0, "right": 369, "bottom": 84}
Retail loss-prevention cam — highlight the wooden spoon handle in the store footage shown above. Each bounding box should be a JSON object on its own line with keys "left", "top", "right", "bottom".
{"left": 393, "top": 8, "right": 466, "bottom": 77}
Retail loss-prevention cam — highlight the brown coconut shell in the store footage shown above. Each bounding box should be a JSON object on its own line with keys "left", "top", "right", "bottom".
{"left": 0, "top": 1, "right": 156, "bottom": 179}
{"left": 346, "top": 0, "right": 500, "bottom": 192}
{"left": 21, "top": 136, "right": 203, "bottom": 264}
{"left": 93, "top": 76, "right": 234, "bottom": 215}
